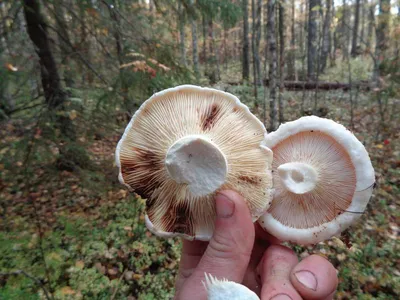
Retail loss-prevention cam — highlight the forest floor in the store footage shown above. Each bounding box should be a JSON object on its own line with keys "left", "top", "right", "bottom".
{"left": 0, "top": 86, "right": 399, "bottom": 299}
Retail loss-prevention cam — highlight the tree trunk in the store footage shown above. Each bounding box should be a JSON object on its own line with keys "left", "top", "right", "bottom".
{"left": 373, "top": 0, "right": 390, "bottom": 83}
{"left": 214, "top": 25, "right": 221, "bottom": 80}
{"left": 331, "top": 0, "right": 337, "bottom": 66}
{"left": 191, "top": 13, "right": 199, "bottom": 79}
{"left": 263, "top": 0, "right": 268, "bottom": 78}
{"left": 54, "top": 0, "right": 74, "bottom": 88}
{"left": 287, "top": 0, "right": 296, "bottom": 80}
{"left": 149, "top": 0, "right": 155, "bottom": 12}
{"left": 351, "top": 0, "right": 361, "bottom": 56}
{"left": 242, "top": 0, "right": 250, "bottom": 81}
{"left": 252, "top": 0, "right": 257, "bottom": 95}
{"left": 366, "top": 1, "right": 375, "bottom": 51}
{"left": 256, "top": 0, "right": 262, "bottom": 84}
{"left": 109, "top": 1, "right": 123, "bottom": 66}
{"left": 208, "top": 20, "right": 219, "bottom": 83}
{"left": 202, "top": 13, "right": 207, "bottom": 67}
{"left": 79, "top": 4, "right": 90, "bottom": 84}
{"left": 178, "top": 2, "right": 187, "bottom": 67}
{"left": 23, "top": 0, "right": 74, "bottom": 139}
{"left": 251, "top": 0, "right": 260, "bottom": 99}
{"left": 252, "top": 0, "right": 262, "bottom": 88}
{"left": 300, "top": 0, "right": 306, "bottom": 80}
{"left": 223, "top": 27, "right": 229, "bottom": 71}
{"left": 307, "top": 0, "right": 318, "bottom": 80}
{"left": 360, "top": 0, "right": 366, "bottom": 45}
{"left": 267, "top": 0, "right": 278, "bottom": 130}
{"left": 278, "top": 0, "right": 286, "bottom": 123}
{"left": 0, "top": 5, "right": 12, "bottom": 55}
{"left": 342, "top": 0, "right": 350, "bottom": 59}
{"left": 320, "top": 0, "right": 331, "bottom": 72}
{"left": 395, "top": 3, "right": 400, "bottom": 57}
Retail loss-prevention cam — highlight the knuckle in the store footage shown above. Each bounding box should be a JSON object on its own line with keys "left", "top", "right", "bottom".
{"left": 207, "top": 231, "right": 251, "bottom": 261}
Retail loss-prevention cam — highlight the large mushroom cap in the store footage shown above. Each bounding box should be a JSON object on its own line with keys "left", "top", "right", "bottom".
{"left": 116, "top": 85, "right": 273, "bottom": 241}
{"left": 258, "top": 116, "right": 375, "bottom": 245}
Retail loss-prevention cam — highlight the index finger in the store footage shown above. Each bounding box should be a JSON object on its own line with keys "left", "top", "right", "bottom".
{"left": 176, "top": 239, "right": 208, "bottom": 291}
{"left": 180, "top": 239, "right": 208, "bottom": 272}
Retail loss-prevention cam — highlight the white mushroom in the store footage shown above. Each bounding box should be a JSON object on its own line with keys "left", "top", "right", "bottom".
{"left": 258, "top": 116, "right": 375, "bottom": 245}
{"left": 116, "top": 85, "right": 273, "bottom": 241}
{"left": 204, "top": 273, "right": 259, "bottom": 300}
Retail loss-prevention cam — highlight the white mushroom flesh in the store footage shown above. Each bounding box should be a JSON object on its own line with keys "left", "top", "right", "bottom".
{"left": 277, "top": 161, "right": 318, "bottom": 194}
{"left": 165, "top": 135, "right": 228, "bottom": 197}
{"left": 204, "top": 273, "right": 260, "bottom": 300}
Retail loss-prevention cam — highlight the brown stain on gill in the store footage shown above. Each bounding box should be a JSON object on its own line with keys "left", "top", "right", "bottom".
{"left": 202, "top": 103, "right": 221, "bottom": 131}
{"left": 120, "top": 147, "right": 162, "bottom": 201}
{"left": 238, "top": 175, "right": 260, "bottom": 185}
{"left": 157, "top": 201, "right": 194, "bottom": 235}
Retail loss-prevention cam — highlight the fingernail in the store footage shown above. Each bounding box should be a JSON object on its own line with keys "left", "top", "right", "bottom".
{"left": 215, "top": 193, "right": 235, "bottom": 218}
{"left": 294, "top": 270, "right": 318, "bottom": 291}
{"left": 270, "top": 294, "right": 292, "bottom": 300}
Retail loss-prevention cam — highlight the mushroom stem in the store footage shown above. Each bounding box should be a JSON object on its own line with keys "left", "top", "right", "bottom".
{"left": 165, "top": 135, "right": 228, "bottom": 197}
{"left": 277, "top": 162, "right": 318, "bottom": 194}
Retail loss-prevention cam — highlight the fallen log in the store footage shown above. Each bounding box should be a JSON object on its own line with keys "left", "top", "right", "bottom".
{"left": 227, "top": 80, "right": 371, "bottom": 91}
{"left": 275, "top": 80, "right": 370, "bottom": 91}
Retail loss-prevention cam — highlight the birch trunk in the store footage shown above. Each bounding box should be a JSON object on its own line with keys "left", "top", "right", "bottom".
{"left": 267, "top": 0, "right": 278, "bottom": 130}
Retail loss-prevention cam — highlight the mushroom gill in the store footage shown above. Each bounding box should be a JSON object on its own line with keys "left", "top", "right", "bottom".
{"left": 116, "top": 85, "right": 273, "bottom": 240}
{"left": 269, "top": 131, "right": 356, "bottom": 229}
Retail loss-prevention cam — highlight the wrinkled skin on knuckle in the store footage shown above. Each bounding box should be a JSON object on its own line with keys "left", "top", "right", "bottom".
{"left": 207, "top": 230, "right": 252, "bottom": 262}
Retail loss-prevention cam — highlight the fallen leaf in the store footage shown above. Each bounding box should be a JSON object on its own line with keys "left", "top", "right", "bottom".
{"left": 69, "top": 110, "right": 77, "bottom": 120}
{"left": 108, "top": 268, "right": 118, "bottom": 276}
{"left": 94, "top": 262, "right": 106, "bottom": 274}
{"left": 60, "top": 286, "right": 75, "bottom": 295}
{"left": 337, "top": 253, "right": 347, "bottom": 261}
{"left": 75, "top": 260, "right": 85, "bottom": 269}
{"left": 5, "top": 63, "right": 18, "bottom": 71}
{"left": 124, "top": 271, "right": 134, "bottom": 281}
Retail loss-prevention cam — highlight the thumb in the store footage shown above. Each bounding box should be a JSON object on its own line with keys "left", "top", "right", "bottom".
{"left": 192, "top": 190, "right": 255, "bottom": 284}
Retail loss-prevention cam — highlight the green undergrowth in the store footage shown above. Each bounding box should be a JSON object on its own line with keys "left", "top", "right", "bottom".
{"left": 0, "top": 196, "right": 181, "bottom": 299}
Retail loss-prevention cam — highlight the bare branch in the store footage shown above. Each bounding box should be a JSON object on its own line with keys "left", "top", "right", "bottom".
{"left": 0, "top": 270, "right": 52, "bottom": 300}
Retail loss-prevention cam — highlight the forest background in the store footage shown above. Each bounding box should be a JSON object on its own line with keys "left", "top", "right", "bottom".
{"left": 0, "top": 0, "right": 398, "bottom": 299}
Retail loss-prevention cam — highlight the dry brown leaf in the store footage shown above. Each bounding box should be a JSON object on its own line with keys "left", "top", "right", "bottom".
{"left": 60, "top": 286, "right": 76, "bottom": 295}
{"left": 5, "top": 63, "right": 18, "bottom": 72}
{"left": 69, "top": 110, "right": 77, "bottom": 120}
{"left": 75, "top": 260, "right": 85, "bottom": 269}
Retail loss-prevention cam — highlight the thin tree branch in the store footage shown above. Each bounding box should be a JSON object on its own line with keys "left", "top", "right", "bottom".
{"left": 0, "top": 270, "right": 52, "bottom": 300}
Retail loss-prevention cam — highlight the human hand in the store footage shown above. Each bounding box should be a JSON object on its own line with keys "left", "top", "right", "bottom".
{"left": 174, "top": 190, "right": 338, "bottom": 300}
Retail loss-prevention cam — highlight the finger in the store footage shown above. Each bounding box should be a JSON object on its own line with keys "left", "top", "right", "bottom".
{"left": 242, "top": 237, "right": 269, "bottom": 296}
{"left": 258, "top": 245, "right": 302, "bottom": 300}
{"left": 241, "top": 224, "right": 282, "bottom": 295}
{"left": 180, "top": 240, "right": 208, "bottom": 273}
{"left": 191, "top": 190, "right": 255, "bottom": 284}
{"left": 290, "top": 254, "right": 338, "bottom": 300}
{"left": 176, "top": 240, "right": 208, "bottom": 290}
